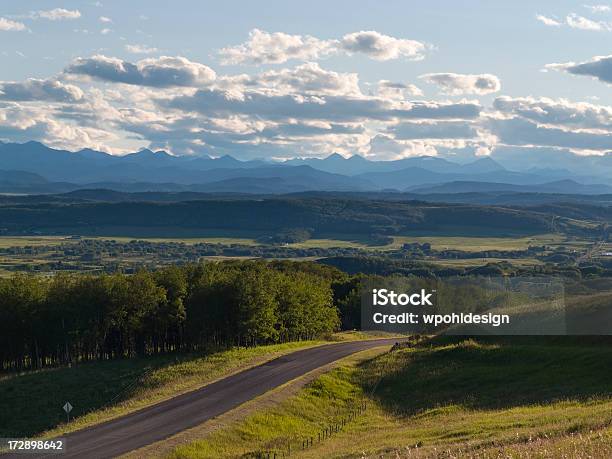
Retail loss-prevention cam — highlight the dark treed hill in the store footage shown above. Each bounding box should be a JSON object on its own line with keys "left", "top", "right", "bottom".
{"left": 521, "top": 202, "right": 612, "bottom": 222}
{"left": 409, "top": 179, "right": 612, "bottom": 195}
{"left": 0, "top": 197, "right": 577, "bottom": 237}
{"left": 0, "top": 189, "right": 611, "bottom": 208}
{"left": 278, "top": 191, "right": 612, "bottom": 207}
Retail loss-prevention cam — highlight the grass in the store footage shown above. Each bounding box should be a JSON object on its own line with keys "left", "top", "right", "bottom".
{"left": 0, "top": 341, "right": 327, "bottom": 438}
{"left": 169, "top": 348, "right": 383, "bottom": 459}
{"left": 170, "top": 336, "right": 612, "bottom": 458}
{"left": 0, "top": 331, "right": 398, "bottom": 439}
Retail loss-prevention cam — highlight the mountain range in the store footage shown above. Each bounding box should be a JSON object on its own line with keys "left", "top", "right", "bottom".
{"left": 1, "top": 141, "right": 611, "bottom": 195}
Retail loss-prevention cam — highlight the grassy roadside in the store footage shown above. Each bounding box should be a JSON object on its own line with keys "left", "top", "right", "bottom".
{"left": 0, "top": 342, "right": 318, "bottom": 438}
{"left": 0, "top": 332, "right": 396, "bottom": 438}
{"left": 125, "top": 346, "right": 392, "bottom": 459}
{"left": 170, "top": 337, "right": 612, "bottom": 458}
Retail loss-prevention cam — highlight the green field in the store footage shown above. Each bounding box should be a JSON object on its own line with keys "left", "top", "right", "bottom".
{"left": 0, "top": 235, "right": 261, "bottom": 248}
{"left": 171, "top": 336, "right": 612, "bottom": 458}
{"left": 0, "top": 233, "right": 561, "bottom": 252}
{"left": 429, "top": 257, "right": 544, "bottom": 268}
{"left": 0, "top": 236, "right": 69, "bottom": 248}
{"left": 0, "top": 232, "right": 573, "bottom": 251}
{"left": 90, "top": 236, "right": 261, "bottom": 245}
{"left": 390, "top": 233, "right": 565, "bottom": 251}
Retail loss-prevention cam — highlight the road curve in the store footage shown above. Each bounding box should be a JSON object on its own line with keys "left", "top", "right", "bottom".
{"left": 16, "top": 339, "right": 400, "bottom": 458}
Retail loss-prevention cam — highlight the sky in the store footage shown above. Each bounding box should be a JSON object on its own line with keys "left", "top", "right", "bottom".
{"left": 0, "top": 0, "right": 611, "bottom": 161}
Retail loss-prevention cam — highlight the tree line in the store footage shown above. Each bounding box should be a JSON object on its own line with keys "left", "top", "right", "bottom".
{"left": 0, "top": 261, "right": 346, "bottom": 372}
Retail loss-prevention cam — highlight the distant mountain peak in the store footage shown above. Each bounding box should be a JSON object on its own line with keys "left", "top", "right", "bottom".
{"left": 463, "top": 156, "right": 505, "bottom": 173}
{"left": 324, "top": 152, "right": 347, "bottom": 161}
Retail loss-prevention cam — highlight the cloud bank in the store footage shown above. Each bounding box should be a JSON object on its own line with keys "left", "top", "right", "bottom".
{"left": 219, "top": 29, "right": 428, "bottom": 65}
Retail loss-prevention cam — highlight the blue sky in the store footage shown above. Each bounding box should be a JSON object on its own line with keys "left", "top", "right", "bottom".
{"left": 0, "top": 1, "right": 611, "bottom": 160}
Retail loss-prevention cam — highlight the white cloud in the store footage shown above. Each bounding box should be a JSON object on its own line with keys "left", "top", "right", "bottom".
{"left": 163, "top": 89, "right": 481, "bottom": 124}
{"left": 488, "top": 116, "right": 612, "bottom": 153}
{"left": 0, "top": 17, "right": 26, "bottom": 31}
{"left": 0, "top": 103, "right": 120, "bottom": 152}
{"left": 339, "top": 31, "right": 427, "bottom": 61}
{"left": 368, "top": 134, "right": 437, "bottom": 159}
{"left": 0, "top": 78, "right": 84, "bottom": 103}
{"left": 420, "top": 73, "right": 501, "bottom": 95}
{"left": 219, "top": 29, "right": 333, "bottom": 65}
{"left": 489, "top": 95, "right": 612, "bottom": 154}
{"left": 584, "top": 4, "right": 611, "bottom": 13}
{"left": 565, "top": 13, "right": 610, "bottom": 30}
{"left": 376, "top": 80, "right": 423, "bottom": 99}
{"left": 65, "top": 55, "right": 216, "bottom": 87}
{"left": 125, "top": 44, "right": 159, "bottom": 55}
{"left": 32, "top": 8, "right": 81, "bottom": 21}
{"left": 537, "top": 12, "right": 611, "bottom": 31}
{"left": 536, "top": 14, "right": 562, "bottom": 26}
{"left": 218, "top": 29, "right": 428, "bottom": 65}
{"left": 243, "top": 62, "right": 362, "bottom": 97}
{"left": 389, "top": 121, "right": 478, "bottom": 140}
{"left": 493, "top": 96, "right": 612, "bottom": 129}
{"left": 546, "top": 55, "right": 612, "bottom": 84}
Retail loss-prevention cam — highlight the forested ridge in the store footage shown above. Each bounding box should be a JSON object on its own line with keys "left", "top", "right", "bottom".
{"left": 0, "top": 197, "right": 575, "bottom": 236}
{"left": 0, "top": 261, "right": 344, "bottom": 372}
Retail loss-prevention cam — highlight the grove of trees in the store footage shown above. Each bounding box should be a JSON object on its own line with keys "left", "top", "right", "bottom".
{"left": 0, "top": 261, "right": 343, "bottom": 372}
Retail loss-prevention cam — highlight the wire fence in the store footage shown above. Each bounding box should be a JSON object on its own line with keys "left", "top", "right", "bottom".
{"left": 242, "top": 341, "right": 409, "bottom": 458}
{"left": 241, "top": 399, "right": 368, "bottom": 458}
{"left": 105, "top": 366, "right": 157, "bottom": 407}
